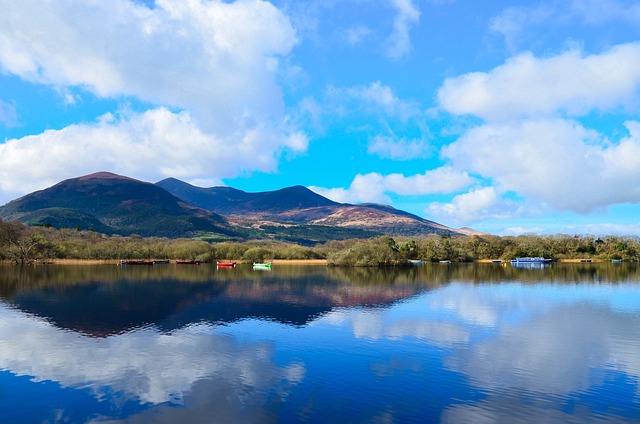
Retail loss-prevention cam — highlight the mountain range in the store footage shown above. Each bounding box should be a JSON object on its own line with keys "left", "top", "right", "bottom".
{"left": 0, "top": 172, "right": 467, "bottom": 243}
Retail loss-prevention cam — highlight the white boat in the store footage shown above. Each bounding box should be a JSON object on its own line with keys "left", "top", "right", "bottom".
{"left": 510, "top": 257, "right": 552, "bottom": 264}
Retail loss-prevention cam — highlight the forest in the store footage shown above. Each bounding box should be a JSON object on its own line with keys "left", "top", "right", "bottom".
{"left": 1, "top": 219, "right": 638, "bottom": 266}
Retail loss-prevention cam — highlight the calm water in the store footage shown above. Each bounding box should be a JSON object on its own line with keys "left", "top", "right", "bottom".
{"left": 0, "top": 262, "right": 639, "bottom": 423}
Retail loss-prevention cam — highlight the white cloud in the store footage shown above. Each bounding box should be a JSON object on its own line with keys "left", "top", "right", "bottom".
{"left": 0, "top": 108, "right": 307, "bottom": 204}
{"left": 328, "top": 81, "right": 421, "bottom": 120}
{"left": 489, "top": 3, "right": 557, "bottom": 52}
{"left": 384, "top": 0, "right": 421, "bottom": 60}
{"left": 435, "top": 40, "right": 640, "bottom": 221}
{"left": 490, "top": 1, "right": 640, "bottom": 51}
{"left": 438, "top": 43, "right": 640, "bottom": 121}
{"left": 426, "top": 186, "right": 521, "bottom": 225}
{"left": 367, "top": 134, "right": 432, "bottom": 160}
{"left": 442, "top": 119, "right": 640, "bottom": 213}
{"left": 0, "top": 0, "right": 297, "bottom": 130}
{"left": 309, "top": 166, "right": 475, "bottom": 204}
{"left": 0, "top": 0, "right": 307, "bottom": 203}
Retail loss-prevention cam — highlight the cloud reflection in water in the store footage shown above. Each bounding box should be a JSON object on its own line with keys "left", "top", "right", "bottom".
{"left": 0, "top": 303, "right": 305, "bottom": 407}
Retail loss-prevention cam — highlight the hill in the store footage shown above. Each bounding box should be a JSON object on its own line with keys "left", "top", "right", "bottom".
{"left": 0, "top": 172, "right": 465, "bottom": 242}
{"left": 156, "top": 178, "right": 339, "bottom": 214}
{"left": 157, "top": 178, "right": 462, "bottom": 237}
{"left": 0, "top": 172, "right": 238, "bottom": 239}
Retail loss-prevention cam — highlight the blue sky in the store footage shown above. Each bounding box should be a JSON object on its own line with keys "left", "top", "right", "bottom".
{"left": 2, "top": 0, "right": 640, "bottom": 235}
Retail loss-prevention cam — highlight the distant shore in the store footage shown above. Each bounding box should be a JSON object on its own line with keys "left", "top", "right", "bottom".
{"left": 5, "top": 259, "right": 331, "bottom": 266}
{"left": 2, "top": 258, "right": 617, "bottom": 266}
{"left": 475, "top": 258, "right": 608, "bottom": 263}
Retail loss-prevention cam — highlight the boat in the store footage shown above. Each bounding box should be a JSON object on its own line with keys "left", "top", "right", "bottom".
{"left": 119, "top": 260, "right": 153, "bottom": 266}
{"left": 611, "top": 259, "right": 623, "bottom": 263}
{"left": 510, "top": 257, "right": 552, "bottom": 264}
{"left": 253, "top": 262, "right": 272, "bottom": 271}
{"left": 439, "top": 260, "right": 451, "bottom": 264}
{"left": 176, "top": 260, "right": 200, "bottom": 265}
{"left": 409, "top": 260, "right": 424, "bottom": 265}
{"left": 217, "top": 262, "right": 236, "bottom": 268}
{"left": 491, "top": 259, "right": 502, "bottom": 264}
{"left": 152, "top": 260, "right": 170, "bottom": 264}
{"left": 580, "top": 259, "right": 592, "bottom": 263}
{"left": 510, "top": 257, "right": 552, "bottom": 268}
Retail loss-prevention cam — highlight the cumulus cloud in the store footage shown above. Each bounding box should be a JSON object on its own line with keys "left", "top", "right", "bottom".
{"left": 436, "top": 41, "right": 640, "bottom": 217}
{"left": 442, "top": 119, "right": 640, "bottom": 213}
{"left": 0, "top": 0, "right": 296, "bottom": 129}
{"left": 0, "top": 108, "right": 307, "bottom": 203}
{"left": 0, "top": 0, "right": 304, "bottom": 202}
{"left": 309, "top": 166, "right": 475, "bottom": 204}
{"left": 426, "top": 186, "right": 524, "bottom": 225}
{"left": 438, "top": 43, "right": 640, "bottom": 121}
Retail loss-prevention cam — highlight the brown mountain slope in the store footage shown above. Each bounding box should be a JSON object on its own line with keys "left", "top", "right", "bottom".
{"left": 157, "top": 178, "right": 464, "bottom": 237}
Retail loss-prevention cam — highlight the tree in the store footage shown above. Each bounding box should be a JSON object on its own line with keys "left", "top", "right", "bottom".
{"left": 0, "top": 220, "right": 53, "bottom": 265}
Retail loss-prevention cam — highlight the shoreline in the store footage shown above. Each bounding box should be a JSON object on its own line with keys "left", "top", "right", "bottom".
{"left": 1, "top": 258, "right": 617, "bottom": 266}
{"left": 3, "top": 259, "right": 330, "bottom": 266}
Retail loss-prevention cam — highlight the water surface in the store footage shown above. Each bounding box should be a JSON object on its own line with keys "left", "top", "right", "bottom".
{"left": 0, "top": 263, "right": 638, "bottom": 423}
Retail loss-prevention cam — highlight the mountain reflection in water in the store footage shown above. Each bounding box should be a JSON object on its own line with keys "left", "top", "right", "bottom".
{"left": 0, "top": 263, "right": 638, "bottom": 423}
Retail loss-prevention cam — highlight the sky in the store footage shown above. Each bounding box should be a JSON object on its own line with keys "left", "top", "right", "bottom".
{"left": 1, "top": 0, "right": 640, "bottom": 236}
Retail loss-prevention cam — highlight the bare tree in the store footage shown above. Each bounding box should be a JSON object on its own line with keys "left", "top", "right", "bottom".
{"left": 0, "top": 220, "right": 52, "bottom": 265}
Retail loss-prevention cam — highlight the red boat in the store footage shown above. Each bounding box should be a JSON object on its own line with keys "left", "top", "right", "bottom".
{"left": 176, "top": 260, "right": 201, "bottom": 265}
{"left": 216, "top": 262, "right": 236, "bottom": 268}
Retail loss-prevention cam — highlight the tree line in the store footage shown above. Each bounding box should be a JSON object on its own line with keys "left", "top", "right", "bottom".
{"left": 1, "top": 219, "right": 639, "bottom": 265}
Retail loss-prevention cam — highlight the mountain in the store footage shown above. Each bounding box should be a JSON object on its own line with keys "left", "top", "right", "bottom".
{"left": 156, "top": 178, "right": 339, "bottom": 214}
{"left": 0, "top": 172, "right": 237, "bottom": 238}
{"left": 157, "top": 178, "right": 462, "bottom": 237}
{"left": 0, "top": 172, "right": 465, "bottom": 241}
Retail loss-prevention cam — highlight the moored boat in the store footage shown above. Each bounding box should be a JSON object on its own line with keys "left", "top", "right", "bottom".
{"left": 510, "top": 257, "right": 552, "bottom": 264}
{"left": 217, "top": 262, "right": 236, "bottom": 268}
{"left": 119, "top": 260, "right": 153, "bottom": 266}
{"left": 176, "top": 260, "right": 200, "bottom": 265}
{"left": 153, "top": 260, "right": 170, "bottom": 264}
{"left": 252, "top": 262, "right": 271, "bottom": 268}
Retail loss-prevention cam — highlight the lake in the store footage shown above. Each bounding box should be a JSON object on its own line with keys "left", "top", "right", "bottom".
{"left": 0, "top": 262, "right": 639, "bottom": 423}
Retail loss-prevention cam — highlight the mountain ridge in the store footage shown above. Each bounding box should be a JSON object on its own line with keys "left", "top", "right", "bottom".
{"left": 0, "top": 172, "right": 466, "bottom": 241}
{"left": 0, "top": 172, "right": 236, "bottom": 238}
